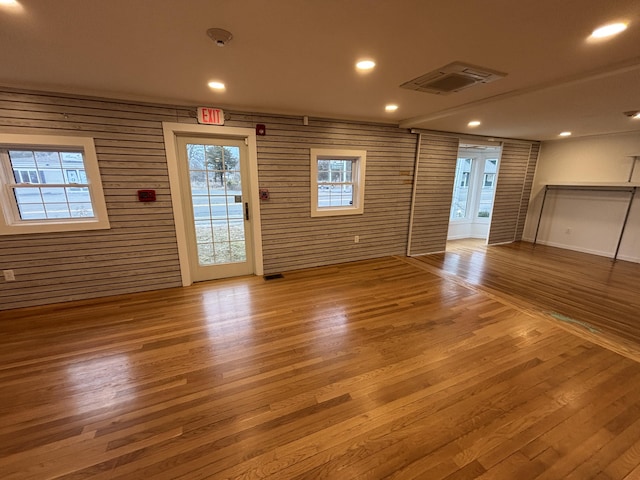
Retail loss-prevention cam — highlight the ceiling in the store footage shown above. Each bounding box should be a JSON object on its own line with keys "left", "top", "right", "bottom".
{"left": 1, "top": 0, "right": 640, "bottom": 141}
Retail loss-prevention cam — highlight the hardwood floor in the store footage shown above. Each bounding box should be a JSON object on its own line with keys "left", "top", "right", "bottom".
{"left": 1, "top": 251, "right": 640, "bottom": 479}
{"left": 416, "top": 240, "right": 640, "bottom": 358}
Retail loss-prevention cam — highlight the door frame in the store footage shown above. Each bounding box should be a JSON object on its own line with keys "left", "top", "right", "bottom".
{"left": 162, "top": 122, "right": 263, "bottom": 286}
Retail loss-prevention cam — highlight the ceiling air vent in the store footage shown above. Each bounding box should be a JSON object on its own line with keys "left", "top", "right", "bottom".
{"left": 400, "top": 62, "right": 507, "bottom": 95}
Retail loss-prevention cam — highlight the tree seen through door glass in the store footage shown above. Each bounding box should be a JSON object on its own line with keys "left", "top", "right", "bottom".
{"left": 317, "top": 159, "right": 354, "bottom": 207}
{"left": 186, "top": 143, "right": 245, "bottom": 266}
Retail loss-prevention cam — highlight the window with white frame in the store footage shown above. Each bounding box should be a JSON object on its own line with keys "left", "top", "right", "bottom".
{"left": 0, "top": 134, "right": 110, "bottom": 235}
{"left": 450, "top": 154, "right": 500, "bottom": 221}
{"left": 451, "top": 158, "right": 473, "bottom": 219}
{"left": 310, "top": 148, "right": 366, "bottom": 217}
{"left": 483, "top": 173, "right": 495, "bottom": 188}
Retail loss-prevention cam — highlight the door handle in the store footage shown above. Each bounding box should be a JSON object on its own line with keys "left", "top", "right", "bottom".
{"left": 245, "top": 202, "right": 249, "bottom": 221}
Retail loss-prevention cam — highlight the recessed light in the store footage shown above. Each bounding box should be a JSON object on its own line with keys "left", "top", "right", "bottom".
{"left": 356, "top": 60, "right": 376, "bottom": 71}
{"left": 625, "top": 110, "right": 640, "bottom": 119}
{"left": 634, "top": 113, "right": 640, "bottom": 120}
{"left": 559, "top": 131, "right": 572, "bottom": 137}
{"left": 0, "top": 0, "right": 22, "bottom": 10}
{"left": 468, "top": 120, "right": 481, "bottom": 127}
{"left": 591, "top": 22, "right": 628, "bottom": 38}
{"left": 207, "top": 81, "right": 226, "bottom": 91}
{"left": 385, "top": 104, "right": 398, "bottom": 112}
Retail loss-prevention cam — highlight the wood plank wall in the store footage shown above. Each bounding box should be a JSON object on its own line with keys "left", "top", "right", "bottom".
{"left": 221, "top": 112, "right": 418, "bottom": 274}
{"left": 0, "top": 87, "right": 540, "bottom": 311}
{"left": 0, "top": 88, "right": 190, "bottom": 310}
{"left": 407, "top": 134, "right": 540, "bottom": 254}
{"left": 407, "top": 133, "right": 460, "bottom": 255}
{"left": 488, "top": 141, "right": 535, "bottom": 244}
{"left": 0, "top": 89, "right": 417, "bottom": 310}
{"left": 515, "top": 142, "right": 540, "bottom": 241}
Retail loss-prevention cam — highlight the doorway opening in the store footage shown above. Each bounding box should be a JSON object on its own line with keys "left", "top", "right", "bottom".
{"left": 447, "top": 143, "right": 502, "bottom": 246}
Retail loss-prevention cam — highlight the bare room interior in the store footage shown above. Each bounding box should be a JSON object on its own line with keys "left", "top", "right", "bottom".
{"left": 1, "top": 1, "right": 639, "bottom": 479}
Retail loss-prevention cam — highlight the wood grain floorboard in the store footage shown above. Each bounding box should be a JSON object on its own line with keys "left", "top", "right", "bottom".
{"left": 1, "top": 251, "right": 639, "bottom": 479}
{"left": 414, "top": 239, "right": 640, "bottom": 360}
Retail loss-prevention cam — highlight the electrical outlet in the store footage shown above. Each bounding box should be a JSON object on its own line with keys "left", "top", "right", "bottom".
{"left": 3, "top": 270, "right": 15, "bottom": 281}
{"left": 354, "top": 235, "right": 360, "bottom": 243}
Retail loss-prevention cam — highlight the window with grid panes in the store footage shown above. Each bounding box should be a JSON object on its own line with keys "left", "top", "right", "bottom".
{"left": 0, "top": 134, "right": 109, "bottom": 235}
{"left": 310, "top": 148, "right": 366, "bottom": 217}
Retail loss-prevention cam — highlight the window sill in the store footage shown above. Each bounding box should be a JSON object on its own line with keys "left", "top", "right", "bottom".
{"left": 0, "top": 218, "right": 110, "bottom": 235}
{"left": 311, "top": 207, "right": 364, "bottom": 217}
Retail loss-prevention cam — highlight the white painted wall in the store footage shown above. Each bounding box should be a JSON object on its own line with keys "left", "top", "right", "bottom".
{"left": 447, "top": 220, "right": 489, "bottom": 240}
{"left": 523, "top": 131, "right": 640, "bottom": 263}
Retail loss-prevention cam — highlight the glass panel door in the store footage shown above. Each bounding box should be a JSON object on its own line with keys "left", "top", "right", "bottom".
{"left": 177, "top": 136, "right": 253, "bottom": 281}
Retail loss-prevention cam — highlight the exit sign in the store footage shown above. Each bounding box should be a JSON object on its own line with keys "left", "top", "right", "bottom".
{"left": 197, "top": 107, "right": 225, "bottom": 125}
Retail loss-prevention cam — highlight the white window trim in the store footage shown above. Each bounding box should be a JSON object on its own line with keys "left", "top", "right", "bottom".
{"left": 450, "top": 157, "right": 476, "bottom": 223}
{"left": 310, "top": 148, "right": 366, "bottom": 217}
{"left": 0, "top": 133, "right": 110, "bottom": 235}
{"left": 450, "top": 155, "right": 500, "bottom": 224}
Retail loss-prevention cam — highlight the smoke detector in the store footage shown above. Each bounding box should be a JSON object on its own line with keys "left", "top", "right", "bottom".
{"left": 207, "top": 28, "right": 233, "bottom": 47}
{"left": 400, "top": 62, "right": 506, "bottom": 95}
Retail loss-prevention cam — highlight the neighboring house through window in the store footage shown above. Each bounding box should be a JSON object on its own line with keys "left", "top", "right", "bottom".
{"left": 450, "top": 153, "right": 500, "bottom": 221}
{"left": 0, "top": 133, "right": 110, "bottom": 235}
{"left": 310, "top": 148, "right": 366, "bottom": 217}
